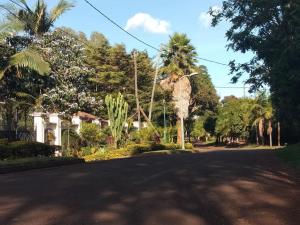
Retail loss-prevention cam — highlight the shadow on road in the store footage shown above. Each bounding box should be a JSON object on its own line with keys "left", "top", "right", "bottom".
{"left": 0, "top": 150, "right": 299, "bottom": 225}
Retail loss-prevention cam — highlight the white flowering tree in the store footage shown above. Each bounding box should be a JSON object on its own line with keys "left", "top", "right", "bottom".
{"left": 34, "top": 29, "right": 103, "bottom": 116}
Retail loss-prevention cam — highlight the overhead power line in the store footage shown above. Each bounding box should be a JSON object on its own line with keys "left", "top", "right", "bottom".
{"left": 5, "top": 0, "right": 229, "bottom": 67}
{"left": 83, "top": 0, "right": 229, "bottom": 67}
{"left": 215, "top": 87, "right": 249, "bottom": 89}
{"left": 8, "top": 0, "right": 24, "bottom": 9}
{"left": 83, "top": 0, "right": 160, "bottom": 52}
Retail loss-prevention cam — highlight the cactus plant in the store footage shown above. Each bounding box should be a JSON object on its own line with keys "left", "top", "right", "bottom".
{"left": 105, "top": 93, "right": 128, "bottom": 148}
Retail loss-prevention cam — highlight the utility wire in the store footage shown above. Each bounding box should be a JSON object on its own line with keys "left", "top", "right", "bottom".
{"left": 83, "top": 0, "right": 229, "bottom": 67}
{"left": 6, "top": 0, "right": 229, "bottom": 67}
{"left": 215, "top": 87, "right": 249, "bottom": 89}
{"left": 84, "top": 0, "right": 160, "bottom": 52}
{"left": 7, "top": 0, "right": 24, "bottom": 9}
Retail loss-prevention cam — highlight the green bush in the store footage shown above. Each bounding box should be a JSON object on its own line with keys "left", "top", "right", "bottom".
{"left": 79, "top": 146, "right": 99, "bottom": 157}
{"left": 185, "top": 143, "right": 193, "bottom": 149}
{"left": 0, "top": 141, "right": 55, "bottom": 160}
{"left": 0, "top": 157, "right": 84, "bottom": 173}
{"left": 126, "top": 143, "right": 153, "bottom": 154}
{"left": 80, "top": 122, "right": 102, "bottom": 146}
{"left": 84, "top": 148, "right": 131, "bottom": 161}
{"left": 130, "top": 127, "right": 157, "bottom": 143}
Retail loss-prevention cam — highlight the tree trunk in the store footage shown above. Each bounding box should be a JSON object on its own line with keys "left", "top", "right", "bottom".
{"left": 148, "top": 54, "right": 160, "bottom": 122}
{"left": 177, "top": 119, "right": 182, "bottom": 144}
{"left": 133, "top": 52, "right": 141, "bottom": 130}
{"left": 259, "top": 119, "right": 264, "bottom": 145}
{"left": 255, "top": 124, "right": 259, "bottom": 145}
{"left": 277, "top": 122, "right": 281, "bottom": 147}
{"left": 268, "top": 120, "right": 272, "bottom": 147}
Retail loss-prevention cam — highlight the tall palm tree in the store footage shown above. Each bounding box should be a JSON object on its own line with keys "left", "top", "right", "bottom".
{"left": 251, "top": 92, "right": 273, "bottom": 146}
{"left": 160, "top": 33, "right": 197, "bottom": 144}
{"left": 161, "top": 33, "right": 197, "bottom": 79}
{"left": 2, "top": 0, "right": 74, "bottom": 37}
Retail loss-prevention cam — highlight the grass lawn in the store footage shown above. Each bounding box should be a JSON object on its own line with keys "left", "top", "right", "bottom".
{"left": 0, "top": 157, "right": 84, "bottom": 173}
{"left": 277, "top": 143, "right": 300, "bottom": 169}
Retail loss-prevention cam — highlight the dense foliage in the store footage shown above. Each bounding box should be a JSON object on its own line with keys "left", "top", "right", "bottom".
{"left": 0, "top": 141, "right": 55, "bottom": 159}
{"left": 211, "top": 0, "right": 300, "bottom": 143}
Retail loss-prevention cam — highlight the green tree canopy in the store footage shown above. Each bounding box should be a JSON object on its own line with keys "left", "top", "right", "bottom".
{"left": 211, "top": 0, "right": 300, "bottom": 142}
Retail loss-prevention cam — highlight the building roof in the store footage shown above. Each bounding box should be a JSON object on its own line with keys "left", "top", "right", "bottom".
{"left": 75, "top": 111, "right": 98, "bottom": 120}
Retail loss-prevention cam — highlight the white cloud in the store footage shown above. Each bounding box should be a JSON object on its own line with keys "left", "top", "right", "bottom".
{"left": 125, "top": 13, "right": 171, "bottom": 34}
{"left": 199, "top": 5, "right": 222, "bottom": 28}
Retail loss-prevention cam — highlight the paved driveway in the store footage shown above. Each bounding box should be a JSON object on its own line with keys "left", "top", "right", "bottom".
{"left": 0, "top": 150, "right": 299, "bottom": 225}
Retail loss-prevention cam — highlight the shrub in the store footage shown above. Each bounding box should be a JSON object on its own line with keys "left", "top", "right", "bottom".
{"left": 130, "top": 127, "right": 157, "bottom": 144}
{"left": 185, "top": 143, "right": 193, "bottom": 149}
{"left": 82, "top": 142, "right": 194, "bottom": 162}
{"left": 84, "top": 148, "right": 131, "bottom": 161}
{"left": 80, "top": 122, "right": 102, "bottom": 146}
{"left": 0, "top": 141, "right": 55, "bottom": 160}
{"left": 80, "top": 147, "right": 99, "bottom": 157}
{"left": 126, "top": 143, "right": 153, "bottom": 154}
{"left": 62, "top": 129, "right": 81, "bottom": 153}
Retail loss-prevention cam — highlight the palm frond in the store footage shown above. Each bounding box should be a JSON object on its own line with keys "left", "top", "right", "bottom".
{"left": 0, "top": 17, "right": 24, "bottom": 35}
{"left": 0, "top": 68, "right": 6, "bottom": 79}
{"left": 17, "top": 0, "right": 32, "bottom": 12}
{"left": 15, "top": 92, "right": 36, "bottom": 100}
{"left": 9, "top": 49, "right": 51, "bottom": 75}
{"left": 50, "top": 0, "right": 74, "bottom": 23}
{"left": 34, "top": 1, "right": 46, "bottom": 35}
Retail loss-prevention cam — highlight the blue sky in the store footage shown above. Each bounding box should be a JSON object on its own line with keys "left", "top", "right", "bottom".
{"left": 7, "top": 0, "right": 254, "bottom": 98}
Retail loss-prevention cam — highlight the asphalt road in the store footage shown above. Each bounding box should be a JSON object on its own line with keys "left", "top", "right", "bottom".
{"left": 0, "top": 149, "right": 299, "bottom": 225}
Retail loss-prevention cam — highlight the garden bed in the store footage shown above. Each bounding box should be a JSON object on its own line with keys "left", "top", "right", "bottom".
{"left": 0, "top": 157, "right": 84, "bottom": 174}
{"left": 83, "top": 143, "right": 194, "bottom": 162}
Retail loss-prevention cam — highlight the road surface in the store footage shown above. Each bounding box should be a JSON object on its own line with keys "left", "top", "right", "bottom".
{"left": 0, "top": 149, "right": 299, "bottom": 225}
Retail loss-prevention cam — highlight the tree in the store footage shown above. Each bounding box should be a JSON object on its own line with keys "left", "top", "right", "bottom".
{"left": 186, "top": 65, "right": 219, "bottom": 140}
{"left": 160, "top": 33, "right": 198, "bottom": 144}
{"left": 0, "top": 35, "right": 51, "bottom": 138}
{"left": 2, "top": 0, "right": 74, "bottom": 37}
{"left": 84, "top": 32, "right": 168, "bottom": 121}
{"left": 191, "top": 117, "right": 208, "bottom": 141}
{"left": 0, "top": 0, "right": 74, "bottom": 81}
{"left": 211, "top": 0, "right": 300, "bottom": 143}
{"left": 216, "top": 97, "right": 253, "bottom": 143}
{"left": 34, "top": 29, "right": 102, "bottom": 116}
{"left": 251, "top": 92, "right": 273, "bottom": 146}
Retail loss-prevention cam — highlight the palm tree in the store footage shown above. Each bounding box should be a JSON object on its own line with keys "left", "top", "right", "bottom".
{"left": 251, "top": 92, "right": 273, "bottom": 146}
{"left": 160, "top": 33, "right": 197, "bottom": 144}
{"left": 3, "top": 0, "right": 74, "bottom": 37}
{"left": 0, "top": 0, "right": 74, "bottom": 78}
{"left": 161, "top": 33, "right": 197, "bottom": 78}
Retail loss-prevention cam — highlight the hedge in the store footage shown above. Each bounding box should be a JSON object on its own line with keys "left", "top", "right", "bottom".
{"left": 0, "top": 141, "right": 55, "bottom": 160}
{"left": 0, "top": 157, "right": 84, "bottom": 174}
